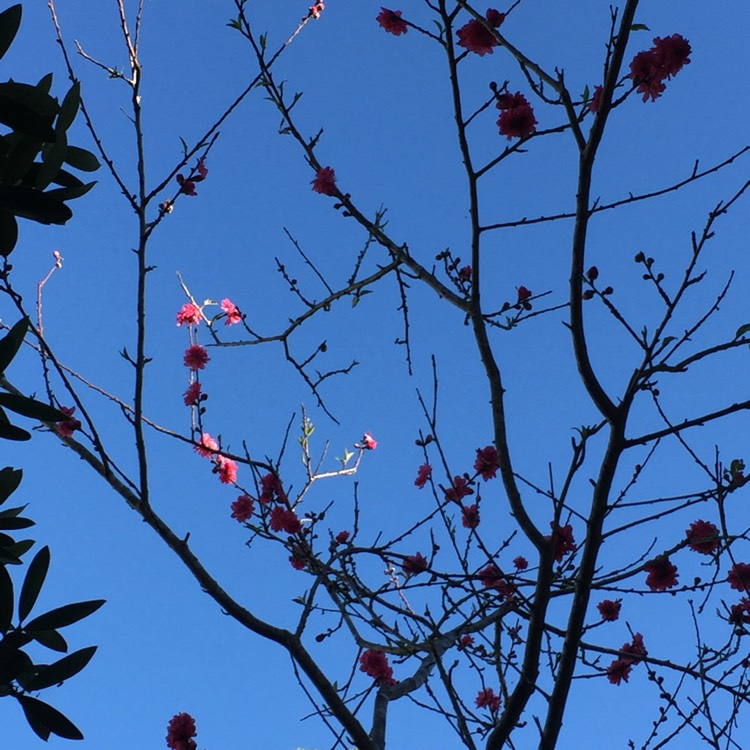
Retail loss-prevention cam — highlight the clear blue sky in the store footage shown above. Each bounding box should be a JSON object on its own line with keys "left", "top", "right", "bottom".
{"left": 3, "top": 2, "right": 750, "bottom": 748}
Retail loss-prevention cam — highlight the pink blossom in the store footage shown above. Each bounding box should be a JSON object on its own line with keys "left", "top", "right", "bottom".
{"left": 221, "top": 298, "right": 242, "bottom": 326}
{"left": 444, "top": 475, "right": 474, "bottom": 503}
{"left": 606, "top": 659, "right": 632, "bottom": 685}
{"left": 403, "top": 552, "right": 429, "bottom": 576}
{"left": 231, "top": 494, "right": 255, "bottom": 522}
{"left": 462, "top": 504, "right": 480, "bottom": 529}
{"left": 176, "top": 303, "right": 202, "bottom": 326}
{"left": 629, "top": 34, "right": 691, "bottom": 102}
{"left": 644, "top": 555, "right": 678, "bottom": 591}
{"left": 414, "top": 463, "right": 432, "bottom": 489}
{"left": 513, "top": 555, "right": 528, "bottom": 571}
{"left": 458, "top": 634, "right": 474, "bottom": 649}
{"left": 474, "top": 445, "right": 500, "bottom": 481}
{"left": 216, "top": 456, "right": 238, "bottom": 485}
{"left": 729, "top": 598, "right": 750, "bottom": 625}
{"left": 456, "top": 10, "right": 505, "bottom": 56}
{"left": 184, "top": 344, "right": 209, "bottom": 371}
{"left": 270, "top": 506, "right": 302, "bottom": 534}
{"left": 55, "top": 406, "right": 81, "bottom": 438}
{"left": 359, "top": 649, "right": 396, "bottom": 685}
{"left": 496, "top": 92, "right": 537, "bottom": 140}
{"left": 589, "top": 85, "right": 603, "bottom": 113}
{"left": 376, "top": 8, "right": 407, "bottom": 35}
{"left": 357, "top": 432, "right": 377, "bottom": 450}
{"left": 728, "top": 563, "right": 750, "bottom": 593}
{"left": 597, "top": 599, "right": 621, "bottom": 622}
{"left": 478, "top": 564, "right": 514, "bottom": 598}
{"left": 475, "top": 687, "right": 501, "bottom": 712}
{"left": 686, "top": 519, "right": 720, "bottom": 555}
{"left": 183, "top": 381, "right": 202, "bottom": 407}
{"left": 311, "top": 166, "right": 337, "bottom": 195}
{"left": 546, "top": 523, "right": 575, "bottom": 563}
{"left": 335, "top": 530, "right": 350, "bottom": 544}
{"left": 606, "top": 633, "right": 647, "bottom": 686}
{"left": 195, "top": 433, "right": 218, "bottom": 457}
{"left": 458, "top": 265, "right": 472, "bottom": 282}
{"left": 166, "top": 713, "right": 197, "bottom": 750}
{"left": 260, "top": 473, "right": 286, "bottom": 504}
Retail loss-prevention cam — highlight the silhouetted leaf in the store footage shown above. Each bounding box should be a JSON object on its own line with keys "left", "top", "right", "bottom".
{"left": 0, "top": 422, "right": 30, "bottom": 441}
{"left": 56, "top": 82, "right": 80, "bottom": 133}
{"left": 31, "top": 628, "right": 67, "bottom": 652}
{"left": 0, "top": 513, "right": 33, "bottom": 530}
{"left": 25, "top": 645, "right": 96, "bottom": 690}
{"left": 46, "top": 181, "right": 96, "bottom": 203}
{"left": 0, "top": 94, "right": 55, "bottom": 141}
{"left": 0, "top": 5, "right": 21, "bottom": 62}
{"left": 19, "top": 545, "right": 49, "bottom": 622}
{"left": 0, "top": 186, "right": 71, "bottom": 225}
{"left": 2, "top": 539, "right": 34, "bottom": 564}
{"left": 0, "top": 466, "right": 22, "bottom": 504}
{"left": 735, "top": 323, "right": 750, "bottom": 340}
{"left": 35, "top": 131, "right": 67, "bottom": 190}
{"left": 0, "top": 318, "right": 27, "bottom": 374}
{"left": 0, "top": 393, "right": 67, "bottom": 422}
{"left": 25, "top": 599, "right": 105, "bottom": 631}
{"left": 63, "top": 145, "right": 100, "bottom": 172}
{"left": 18, "top": 695, "right": 83, "bottom": 741}
{"left": 0, "top": 563, "right": 12, "bottom": 632}
{"left": 0, "top": 210, "right": 18, "bottom": 255}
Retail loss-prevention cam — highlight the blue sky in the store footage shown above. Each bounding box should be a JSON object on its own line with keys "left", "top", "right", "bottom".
{"left": 3, "top": 2, "right": 750, "bottom": 748}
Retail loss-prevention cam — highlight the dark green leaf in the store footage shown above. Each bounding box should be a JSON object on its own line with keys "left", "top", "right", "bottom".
{"left": 56, "top": 82, "right": 80, "bottom": 133}
{"left": 48, "top": 166, "right": 83, "bottom": 188}
{"left": 25, "top": 599, "right": 105, "bottom": 631}
{"left": 63, "top": 145, "right": 100, "bottom": 172}
{"left": 0, "top": 318, "right": 27, "bottom": 374}
{"left": 0, "top": 185, "right": 72, "bottom": 225}
{"left": 0, "top": 6, "right": 21, "bottom": 62}
{"left": 0, "top": 515, "right": 33, "bottom": 530}
{"left": 0, "top": 94, "right": 55, "bottom": 141}
{"left": 1, "top": 132, "right": 44, "bottom": 185}
{"left": 35, "top": 130, "right": 68, "bottom": 190}
{"left": 31, "top": 628, "right": 67, "bottom": 652}
{"left": 18, "top": 695, "right": 83, "bottom": 741}
{"left": 0, "top": 393, "right": 67, "bottom": 422}
{"left": 630, "top": 23, "right": 650, "bottom": 32}
{"left": 735, "top": 323, "right": 750, "bottom": 340}
{"left": 0, "top": 422, "right": 31, "bottom": 441}
{"left": 36, "top": 73, "right": 53, "bottom": 94}
{"left": 0, "top": 466, "right": 22, "bottom": 504}
{"left": 45, "top": 181, "right": 96, "bottom": 203}
{"left": 0, "top": 563, "right": 12, "bottom": 632}
{"left": 0, "top": 82, "right": 58, "bottom": 118}
{"left": 25, "top": 645, "right": 96, "bottom": 690}
{"left": 2, "top": 539, "right": 34, "bottom": 563}
{"left": 0, "top": 211, "right": 18, "bottom": 256}
{"left": 19, "top": 545, "right": 49, "bottom": 622}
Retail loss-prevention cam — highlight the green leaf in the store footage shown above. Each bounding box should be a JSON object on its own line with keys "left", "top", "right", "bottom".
{"left": 25, "top": 599, "right": 105, "bottom": 631}
{"left": 0, "top": 393, "right": 67, "bottom": 422}
{"left": 0, "top": 5, "right": 21, "bottom": 62}
{"left": 19, "top": 545, "right": 49, "bottom": 622}
{"left": 0, "top": 563, "right": 13, "bottom": 632}
{"left": 56, "top": 82, "right": 80, "bottom": 133}
{"left": 31, "top": 628, "right": 67, "bottom": 652}
{"left": 18, "top": 695, "right": 83, "bottom": 741}
{"left": 0, "top": 185, "right": 72, "bottom": 225}
{"left": 0, "top": 466, "right": 22, "bottom": 504}
{"left": 0, "top": 211, "right": 18, "bottom": 256}
{"left": 0, "top": 318, "right": 27, "bottom": 374}
{"left": 25, "top": 645, "right": 96, "bottom": 691}
{"left": 735, "top": 323, "right": 750, "bottom": 340}
{"left": 64, "top": 145, "right": 100, "bottom": 172}
{"left": 630, "top": 23, "right": 650, "bottom": 31}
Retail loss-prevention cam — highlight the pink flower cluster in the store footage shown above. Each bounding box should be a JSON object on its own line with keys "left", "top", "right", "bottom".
{"left": 629, "top": 34, "right": 691, "bottom": 102}
{"left": 497, "top": 92, "right": 537, "bottom": 140}
{"left": 644, "top": 555, "right": 678, "bottom": 591}
{"left": 56, "top": 406, "right": 81, "bottom": 438}
{"left": 166, "top": 712, "right": 197, "bottom": 750}
{"left": 547, "top": 523, "right": 575, "bottom": 563}
{"left": 376, "top": 7, "right": 407, "bottom": 36}
{"left": 457, "top": 9, "right": 506, "bottom": 57}
{"left": 403, "top": 551, "right": 428, "bottom": 576}
{"left": 475, "top": 686, "right": 501, "bottom": 712}
{"left": 176, "top": 158, "right": 208, "bottom": 197}
{"left": 478, "top": 563, "right": 515, "bottom": 599}
{"left": 194, "top": 433, "right": 238, "bottom": 485}
{"left": 597, "top": 599, "right": 621, "bottom": 622}
{"left": 311, "top": 166, "right": 337, "bottom": 195}
{"left": 359, "top": 649, "right": 396, "bottom": 685}
{"left": 607, "top": 633, "right": 647, "bottom": 685}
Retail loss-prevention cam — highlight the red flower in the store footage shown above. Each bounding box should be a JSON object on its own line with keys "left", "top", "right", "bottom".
{"left": 513, "top": 555, "right": 528, "bottom": 571}
{"left": 335, "top": 530, "right": 350, "bottom": 544}
{"left": 475, "top": 687, "right": 501, "bottom": 712}
{"left": 445, "top": 475, "right": 474, "bottom": 503}
{"left": 309, "top": 2, "right": 325, "bottom": 19}
{"left": 597, "top": 599, "right": 622, "bottom": 622}
{"left": 546, "top": 523, "right": 575, "bottom": 563}
{"left": 456, "top": 10, "right": 504, "bottom": 56}
{"left": 216, "top": 456, "right": 238, "bottom": 485}
{"left": 461, "top": 504, "right": 480, "bottom": 529}
{"left": 183, "top": 381, "right": 202, "bottom": 407}
{"left": 414, "top": 463, "right": 432, "bottom": 489}
{"left": 231, "top": 494, "right": 255, "bottom": 522}
{"left": 728, "top": 563, "right": 750, "bottom": 593}
{"left": 644, "top": 555, "right": 679, "bottom": 591}
{"left": 496, "top": 93, "right": 537, "bottom": 140}
{"left": 474, "top": 445, "right": 500, "bottom": 481}
{"left": 458, "top": 265, "right": 472, "bottom": 282}
{"left": 270, "top": 506, "right": 302, "bottom": 534}
{"left": 259, "top": 472, "right": 285, "bottom": 504}
{"left": 478, "top": 564, "right": 514, "bottom": 598}
{"left": 458, "top": 634, "right": 474, "bottom": 649}
{"left": 359, "top": 649, "right": 395, "bottom": 685}
{"left": 376, "top": 8, "right": 407, "bottom": 36}
{"left": 184, "top": 344, "right": 209, "bottom": 371}
{"left": 221, "top": 298, "right": 242, "bottom": 326}
{"left": 403, "top": 552, "right": 429, "bottom": 576}
{"left": 606, "top": 658, "right": 632, "bottom": 686}
{"left": 729, "top": 598, "right": 750, "bottom": 625}
{"left": 311, "top": 166, "right": 337, "bottom": 195}
{"left": 176, "top": 174, "right": 197, "bottom": 196}
{"left": 166, "top": 712, "right": 197, "bottom": 750}
{"left": 621, "top": 632, "right": 647, "bottom": 663}
{"left": 589, "top": 85, "right": 603, "bottom": 113}
{"left": 357, "top": 432, "right": 377, "bottom": 450}
{"left": 290, "top": 552, "right": 306, "bottom": 570}
{"left": 55, "top": 406, "right": 81, "bottom": 438}
{"left": 176, "top": 303, "right": 202, "bottom": 326}
{"left": 195, "top": 432, "right": 218, "bottom": 457}
{"left": 653, "top": 34, "right": 691, "bottom": 77}
{"left": 686, "top": 519, "right": 719, "bottom": 555}
{"left": 629, "top": 34, "right": 691, "bottom": 102}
